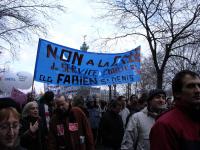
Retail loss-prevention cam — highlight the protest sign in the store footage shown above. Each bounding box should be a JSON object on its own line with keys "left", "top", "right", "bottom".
{"left": 11, "top": 87, "right": 27, "bottom": 108}
{"left": 34, "top": 39, "right": 141, "bottom": 86}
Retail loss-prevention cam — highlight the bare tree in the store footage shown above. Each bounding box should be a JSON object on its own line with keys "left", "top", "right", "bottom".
{"left": 0, "top": 0, "right": 65, "bottom": 58}
{"left": 94, "top": 0, "right": 200, "bottom": 88}
{"left": 137, "top": 44, "right": 200, "bottom": 91}
{"left": 165, "top": 43, "right": 200, "bottom": 86}
{"left": 139, "top": 56, "right": 157, "bottom": 90}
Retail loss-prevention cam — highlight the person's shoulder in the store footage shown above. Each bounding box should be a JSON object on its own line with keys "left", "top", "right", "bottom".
{"left": 125, "top": 107, "right": 130, "bottom": 113}
{"left": 132, "top": 111, "right": 143, "bottom": 118}
{"left": 71, "top": 106, "right": 83, "bottom": 112}
{"left": 17, "top": 146, "right": 27, "bottom": 150}
{"left": 101, "top": 110, "right": 112, "bottom": 119}
{"left": 71, "top": 107, "right": 87, "bottom": 117}
{"left": 50, "top": 113, "right": 59, "bottom": 122}
{"left": 127, "top": 109, "right": 145, "bottom": 123}
{"left": 151, "top": 108, "right": 186, "bottom": 134}
{"left": 156, "top": 108, "right": 181, "bottom": 124}
{"left": 133, "top": 107, "right": 148, "bottom": 116}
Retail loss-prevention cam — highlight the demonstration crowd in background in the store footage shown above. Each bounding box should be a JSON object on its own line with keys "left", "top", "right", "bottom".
{"left": 0, "top": 70, "right": 200, "bottom": 150}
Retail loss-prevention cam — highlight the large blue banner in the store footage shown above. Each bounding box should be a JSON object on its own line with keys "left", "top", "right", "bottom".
{"left": 34, "top": 39, "right": 141, "bottom": 86}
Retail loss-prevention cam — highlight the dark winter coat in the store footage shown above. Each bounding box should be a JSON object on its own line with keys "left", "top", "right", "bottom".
{"left": 38, "top": 98, "right": 52, "bottom": 136}
{"left": 47, "top": 107, "right": 95, "bottom": 150}
{"left": 0, "top": 138, "right": 27, "bottom": 150}
{"left": 99, "top": 110, "right": 124, "bottom": 149}
{"left": 20, "top": 116, "right": 45, "bottom": 150}
{"left": 150, "top": 107, "right": 200, "bottom": 150}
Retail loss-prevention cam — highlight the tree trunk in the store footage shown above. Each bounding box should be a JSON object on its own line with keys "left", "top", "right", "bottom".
{"left": 109, "top": 85, "right": 112, "bottom": 101}
{"left": 113, "top": 84, "right": 117, "bottom": 98}
{"left": 127, "top": 83, "right": 131, "bottom": 100}
{"left": 156, "top": 70, "right": 163, "bottom": 89}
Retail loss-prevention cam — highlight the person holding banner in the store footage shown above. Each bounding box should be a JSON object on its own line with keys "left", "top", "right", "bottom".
{"left": 47, "top": 95, "right": 95, "bottom": 150}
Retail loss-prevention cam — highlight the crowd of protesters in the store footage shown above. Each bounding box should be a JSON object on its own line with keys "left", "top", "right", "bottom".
{"left": 0, "top": 70, "right": 200, "bottom": 150}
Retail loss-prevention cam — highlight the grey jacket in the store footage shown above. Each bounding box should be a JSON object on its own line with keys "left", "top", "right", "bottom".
{"left": 121, "top": 107, "right": 155, "bottom": 150}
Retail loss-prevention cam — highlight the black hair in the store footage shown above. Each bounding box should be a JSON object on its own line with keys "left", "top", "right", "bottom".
{"left": 117, "top": 95, "right": 126, "bottom": 101}
{"left": 43, "top": 91, "right": 54, "bottom": 103}
{"left": 0, "top": 97, "right": 21, "bottom": 113}
{"left": 109, "top": 100, "right": 121, "bottom": 109}
{"left": 73, "top": 96, "right": 84, "bottom": 106}
{"left": 130, "top": 94, "right": 138, "bottom": 101}
{"left": 147, "top": 89, "right": 166, "bottom": 102}
{"left": 172, "top": 70, "right": 200, "bottom": 96}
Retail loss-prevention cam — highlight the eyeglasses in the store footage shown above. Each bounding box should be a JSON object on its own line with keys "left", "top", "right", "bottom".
{"left": 0, "top": 123, "right": 20, "bottom": 132}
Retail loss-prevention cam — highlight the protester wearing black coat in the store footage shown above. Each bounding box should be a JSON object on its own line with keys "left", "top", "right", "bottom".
{"left": 20, "top": 101, "right": 46, "bottom": 150}
{"left": 99, "top": 100, "right": 124, "bottom": 150}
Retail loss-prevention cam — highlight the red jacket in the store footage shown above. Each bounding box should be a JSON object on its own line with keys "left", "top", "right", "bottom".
{"left": 150, "top": 107, "right": 200, "bottom": 150}
{"left": 47, "top": 107, "right": 95, "bottom": 150}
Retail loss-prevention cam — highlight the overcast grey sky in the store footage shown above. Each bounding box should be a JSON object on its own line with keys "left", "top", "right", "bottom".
{"left": 3, "top": 0, "right": 147, "bottom": 93}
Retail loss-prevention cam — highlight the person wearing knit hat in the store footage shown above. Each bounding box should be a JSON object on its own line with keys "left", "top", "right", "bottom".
{"left": 0, "top": 97, "right": 25, "bottom": 150}
{"left": 147, "top": 89, "right": 167, "bottom": 115}
{"left": 147, "top": 89, "right": 166, "bottom": 102}
{"left": 121, "top": 89, "right": 166, "bottom": 150}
